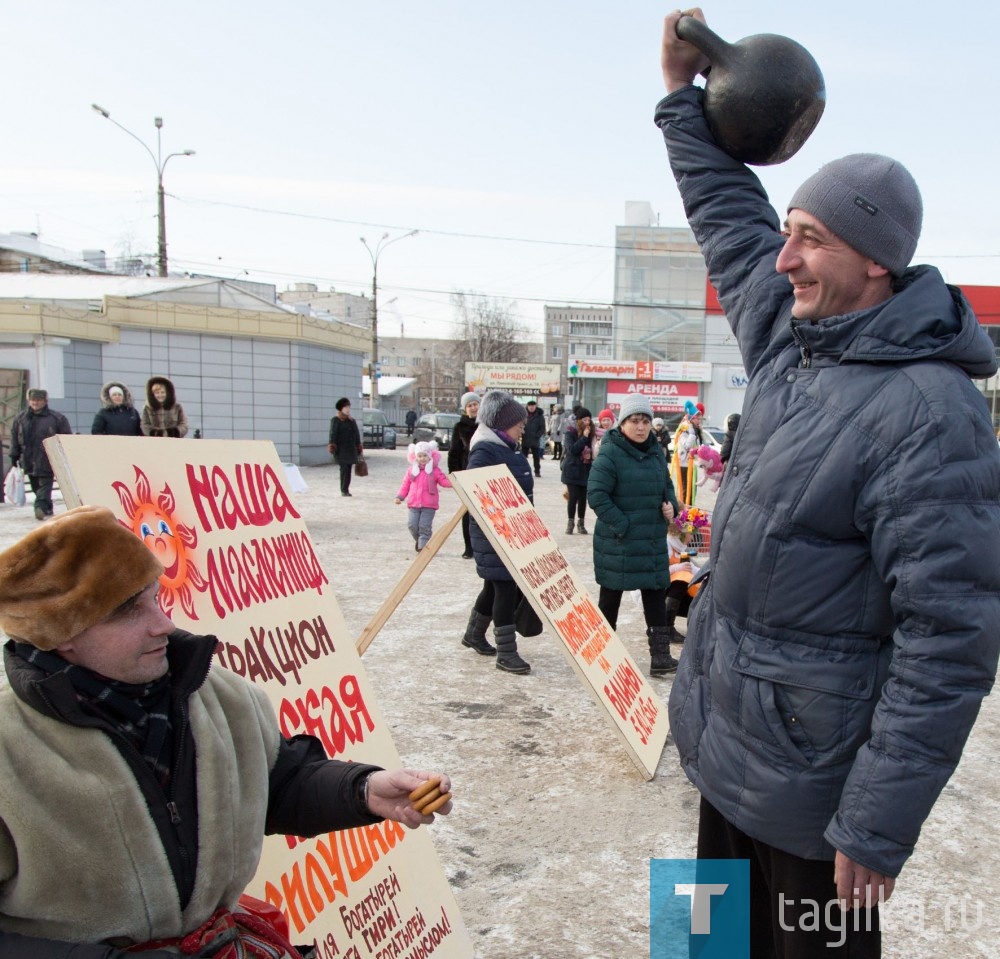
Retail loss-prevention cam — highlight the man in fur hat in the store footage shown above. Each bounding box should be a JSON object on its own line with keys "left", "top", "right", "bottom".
{"left": 9, "top": 388, "right": 72, "bottom": 521}
{"left": 0, "top": 506, "right": 452, "bottom": 957}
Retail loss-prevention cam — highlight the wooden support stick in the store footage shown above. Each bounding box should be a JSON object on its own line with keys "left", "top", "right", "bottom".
{"left": 354, "top": 503, "right": 467, "bottom": 655}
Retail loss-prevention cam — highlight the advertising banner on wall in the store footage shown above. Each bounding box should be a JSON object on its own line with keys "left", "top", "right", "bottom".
{"left": 45, "top": 435, "right": 473, "bottom": 959}
{"left": 568, "top": 359, "right": 712, "bottom": 382}
{"left": 450, "top": 464, "right": 669, "bottom": 780}
{"left": 605, "top": 381, "right": 699, "bottom": 413}
{"left": 464, "top": 362, "right": 561, "bottom": 395}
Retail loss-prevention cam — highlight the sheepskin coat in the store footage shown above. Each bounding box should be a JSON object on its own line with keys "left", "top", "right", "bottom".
{"left": 141, "top": 376, "right": 189, "bottom": 438}
{"left": 0, "top": 633, "right": 379, "bottom": 950}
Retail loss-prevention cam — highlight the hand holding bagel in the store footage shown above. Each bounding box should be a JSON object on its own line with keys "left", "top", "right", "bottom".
{"left": 364, "top": 768, "right": 454, "bottom": 829}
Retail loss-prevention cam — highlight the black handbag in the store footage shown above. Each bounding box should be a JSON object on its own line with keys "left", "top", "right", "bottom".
{"left": 514, "top": 592, "right": 544, "bottom": 637}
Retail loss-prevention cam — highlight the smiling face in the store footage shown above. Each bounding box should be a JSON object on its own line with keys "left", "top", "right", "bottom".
{"left": 109, "top": 389, "right": 125, "bottom": 405}
{"left": 54, "top": 583, "right": 174, "bottom": 684}
{"left": 151, "top": 383, "right": 167, "bottom": 403}
{"left": 776, "top": 209, "right": 893, "bottom": 322}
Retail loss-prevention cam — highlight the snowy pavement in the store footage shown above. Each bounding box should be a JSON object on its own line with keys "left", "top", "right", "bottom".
{"left": 1, "top": 448, "right": 997, "bottom": 957}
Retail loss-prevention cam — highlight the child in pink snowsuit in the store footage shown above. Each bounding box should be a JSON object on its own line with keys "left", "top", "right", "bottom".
{"left": 395, "top": 441, "right": 452, "bottom": 552}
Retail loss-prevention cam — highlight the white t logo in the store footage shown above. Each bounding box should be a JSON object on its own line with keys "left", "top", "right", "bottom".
{"left": 674, "top": 883, "right": 729, "bottom": 934}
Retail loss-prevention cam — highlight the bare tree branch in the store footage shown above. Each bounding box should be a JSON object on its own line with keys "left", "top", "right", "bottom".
{"left": 448, "top": 292, "right": 534, "bottom": 370}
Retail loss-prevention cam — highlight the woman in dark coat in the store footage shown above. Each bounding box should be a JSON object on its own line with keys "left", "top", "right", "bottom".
{"left": 587, "top": 393, "right": 681, "bottom": 677}
{"left": 327, "top": 397, "right": 363, "bottom": 497}
{"left": 91, "top": 381, "right": 142, "bottom": 436}
{"left": 560, "top": 407, "right": 594, "bottom": 535}
{"left": 460, "top": 391, "right": 534, "bottom": 675}
{"left": 719, "top": 412, "right": 741, "bottom": 468}
{"left": 447, "top": 392, "right": 480, "bottom": 558}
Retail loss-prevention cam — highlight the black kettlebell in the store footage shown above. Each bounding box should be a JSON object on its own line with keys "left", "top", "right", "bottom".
{"left": 676, "top": 16, "right": 825, "bottom": 166}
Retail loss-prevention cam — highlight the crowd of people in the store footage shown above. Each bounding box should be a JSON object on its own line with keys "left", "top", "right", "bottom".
{"left": 3, "top": 10, "right": 999, "bottom": 953}
{"left": 6, "top": 376, "right": 189, "bottom": 521}
{"left": 428, "top": 388, "right": 720, "bottom": 681}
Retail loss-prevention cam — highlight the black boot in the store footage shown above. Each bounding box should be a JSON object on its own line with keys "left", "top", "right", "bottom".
{"left": 565, "top": 518, "right": 574, "bottom": 534}
{"left": 647, "top": 626, "right": 679, "bottom": 677}
{"left": 665, "top": 597, "right": 684, "bottom": 644}
{"left": 462, "top": 610, "right": 496, "bottom": 656}
{"left": 576, "top": 518, "right": 588, "bottom": 535}
{"left": 494, "top": 624, "right": 531, "bottom": 674}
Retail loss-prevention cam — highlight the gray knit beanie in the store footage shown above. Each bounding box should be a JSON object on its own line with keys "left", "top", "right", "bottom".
{"left": 459, "top": 391, "right": 480, "bottom": 412}
{"left": 477, "top": 391, "right": 527, "bottom": 432}
{"left": 617, "top": 393, "right": 654, "bottom": 422}
{"left": 788, "top": 153, "right": 922, "bottom": 277}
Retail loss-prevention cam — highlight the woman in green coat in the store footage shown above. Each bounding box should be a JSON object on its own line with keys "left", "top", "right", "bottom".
{"left": 587, "top": 393, "right": 681, "bottom": 676}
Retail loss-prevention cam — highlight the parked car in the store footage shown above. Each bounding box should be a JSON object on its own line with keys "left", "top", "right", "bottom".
{"left": 361, "top": 409, "right": 397, "bottom": 450}
{"left": 412, "top": 412, "right": 461, "bottom": 451}
{"left": 703, "top": 426, "right": 725, "bottom": 452}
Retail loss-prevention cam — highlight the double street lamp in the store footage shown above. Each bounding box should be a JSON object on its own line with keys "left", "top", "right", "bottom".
{"left": 91, "top": 104, "right": 196, "bottom": 277}
{"left": 360, "top": 230, "right": 418, "bottom": 408}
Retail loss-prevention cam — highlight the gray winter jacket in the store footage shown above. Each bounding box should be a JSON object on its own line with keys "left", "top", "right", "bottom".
{"left": 657, "top": 87, "right": 1000, "bottom": 876}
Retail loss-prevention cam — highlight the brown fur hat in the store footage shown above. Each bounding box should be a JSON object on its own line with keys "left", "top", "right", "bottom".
{"left": 0, "top": 506, "right": 164, "bottom": 649}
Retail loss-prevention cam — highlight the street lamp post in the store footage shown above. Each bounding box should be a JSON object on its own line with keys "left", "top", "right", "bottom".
{"left": 91, "top": 104, "right": 196, "bottom": 277}
{"left": 360, "top": 230, "right": 418, "bottom": 408}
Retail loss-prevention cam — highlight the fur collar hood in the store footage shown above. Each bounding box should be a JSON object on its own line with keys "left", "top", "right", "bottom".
{"left": 99, "top": 381, "right": 136, "bottom": 409}
{"left": 145, "top": 376, "right": 178, "bottom": 410}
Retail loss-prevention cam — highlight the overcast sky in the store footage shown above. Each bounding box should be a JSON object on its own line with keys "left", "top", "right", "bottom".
{"left": 4, "top": 2, "right": 1000, "bottom": 338}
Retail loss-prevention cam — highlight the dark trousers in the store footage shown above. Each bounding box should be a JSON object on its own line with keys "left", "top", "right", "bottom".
{"left": 461, "top": 512, "right": 473, "bottom": 554}
{"left": 597, "top": 586, "right": 666, "bottom": 632}
{"left": 28, "top": 473, "right": 54, "bottom": 516}
{"left": 552, "top": 441, "right": 563, "bottom": 461}
{"left": 339, "top": 462, "right": 353, "bottom": 494}
{"left": 524, "top": 443, "right": 541, "bottom": 474}
{"left": 666, "top": 580, "right": 693, "bottom": 614}
{"left": 566, "top": 484, "right": 587, "bottom": 520}
{"left": 473, "top": 579, "right": 519, "bottom": 628}
{"left": 697, "top": 797, "right": 882, "bottom": 959}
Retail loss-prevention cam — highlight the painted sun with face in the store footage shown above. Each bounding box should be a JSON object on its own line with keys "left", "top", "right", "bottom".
{"left": 112, "top": 466, "right": 208, "bottom": 619}
{"left": 475, "top": 487, "right": 513, "bottom": 544}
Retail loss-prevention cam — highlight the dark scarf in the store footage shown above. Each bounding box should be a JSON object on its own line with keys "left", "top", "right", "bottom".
{"left": 15, "top": 643, "right": 174, "bottom": 789}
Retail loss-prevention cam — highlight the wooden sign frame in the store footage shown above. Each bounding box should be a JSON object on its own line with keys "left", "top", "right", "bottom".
{"left": 450, "top": 464, "right": 669, "bottom": 780}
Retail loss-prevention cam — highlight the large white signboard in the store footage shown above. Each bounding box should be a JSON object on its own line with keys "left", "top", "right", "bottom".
{"left": 450, "top": 465, "right": 669, "bottom": 779}
{"left": 46, "top": 435, "right": 473, "bottom": 959}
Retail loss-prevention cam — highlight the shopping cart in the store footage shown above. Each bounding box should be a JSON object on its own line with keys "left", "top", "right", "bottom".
{"left": 677, "top": 506, "right": 713, "bottom": 558}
